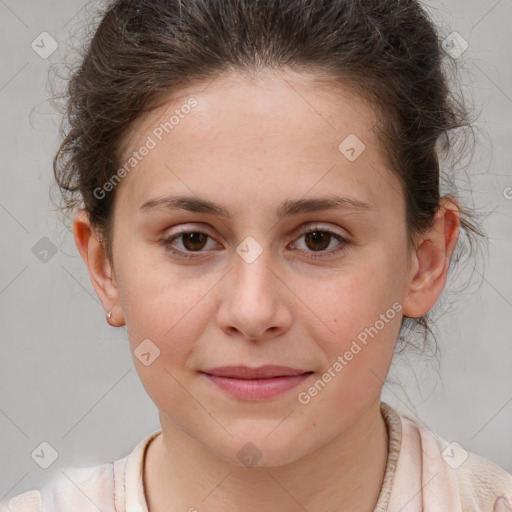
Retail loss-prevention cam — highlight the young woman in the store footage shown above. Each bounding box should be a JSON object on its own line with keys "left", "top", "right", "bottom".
{"left": 2, "top": 0, "right": 511, "bottom": 511}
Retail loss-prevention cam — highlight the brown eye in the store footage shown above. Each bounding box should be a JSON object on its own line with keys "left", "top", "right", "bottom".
{"left": 180, "top": 232, "right": 209, "bottom": 251}
{"left": 303, "top": 231, "right": 332, "bottom": 252}
{"left": 160, "top": 225, "right": 350, "bottom": 261}
{"left": 291, "top": 225, "right": 351, "bottom": 260}
{"left": 160, "top": 229, "right": 219, "bottom": 259}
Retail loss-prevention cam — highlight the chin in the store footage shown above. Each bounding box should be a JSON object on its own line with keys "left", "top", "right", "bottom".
{"left": 207, "top": 431, "right": 313, "bottom": 469}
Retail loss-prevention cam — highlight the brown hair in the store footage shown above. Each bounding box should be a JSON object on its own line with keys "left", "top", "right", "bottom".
{"left": 53, "top": 0, "right": 485, "bottom": 351}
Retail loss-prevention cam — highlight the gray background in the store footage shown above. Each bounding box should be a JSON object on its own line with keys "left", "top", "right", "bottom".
{"left": 0, "top": 0, "right": 511, "bottom": 500}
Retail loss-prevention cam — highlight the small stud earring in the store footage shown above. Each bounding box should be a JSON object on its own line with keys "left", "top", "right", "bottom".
{"left": 107, "top": 311, "right": 113, "bottom": 321}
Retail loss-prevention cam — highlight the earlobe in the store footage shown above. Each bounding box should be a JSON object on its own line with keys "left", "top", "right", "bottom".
{"left": 402, "top": 196, "right": 460, "bottom": 318}
{"left": 72, "top": 210, "right": 125, "bottom": 326}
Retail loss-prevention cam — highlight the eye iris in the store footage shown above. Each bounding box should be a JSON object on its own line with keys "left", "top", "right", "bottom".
{"left": 182, "top": 232, "right": 208, "bottom": 251}
{"left": 305, "top": 231, "right": 330, "bottom": 251}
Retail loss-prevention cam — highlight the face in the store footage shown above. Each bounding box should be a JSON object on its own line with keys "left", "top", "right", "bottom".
{"left": 101, "top": 69, "right": 413, "bottom": 466}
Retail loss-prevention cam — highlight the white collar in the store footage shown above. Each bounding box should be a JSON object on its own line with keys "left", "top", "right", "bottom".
{"left": 114, "top": 430, "right": 161, "bottom": 512}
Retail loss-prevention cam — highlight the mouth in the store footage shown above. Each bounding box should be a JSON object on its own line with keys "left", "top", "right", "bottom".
{"left": 200, "top": 365, "right": 314, "bottom": 400}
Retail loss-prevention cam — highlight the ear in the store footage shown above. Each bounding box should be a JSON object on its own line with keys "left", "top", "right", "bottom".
{"left": 402, "top": 196, "right": 460, "bottom": 318}
{"left": 72, "top": 210, "right": 125, "bottom": 327}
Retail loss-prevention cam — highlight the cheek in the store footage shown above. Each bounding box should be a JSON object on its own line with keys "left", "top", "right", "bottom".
{"left": 305, "top": 254, "right": 404, "bottom": 380}
{"left": 116, "top": 263, "right": 214, "bottom": 414}
{"left": 314, "top": 259, "right": 402, "bottom": 333}
{"left": 116, "top": 237, "right": 195, "bottom": 317}
{"left": 114, "top": 245, "right": 217, "bottom": 364}
{"left": 122, "top": 278, "right": 211, "bottom": 355}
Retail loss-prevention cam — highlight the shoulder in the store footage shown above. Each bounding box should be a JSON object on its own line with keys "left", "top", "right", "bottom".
{"left": 453, "top": 448, "right": 512, "bottom": 511}
{"left": 403, "top": 412, "right": 512, "bottom": 511}
{"left": 0, "top": 462, "right": 117, "bottom": 512}
{"left": 0, "top": 430, "right": 160, "bottom": 512}
{"left": 0, "top": 489, "right": 43, "bottom": 512}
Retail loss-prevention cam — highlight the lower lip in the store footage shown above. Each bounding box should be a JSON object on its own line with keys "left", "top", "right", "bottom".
{"left": 203, "top": 373, "right": 312, "bottom": 400}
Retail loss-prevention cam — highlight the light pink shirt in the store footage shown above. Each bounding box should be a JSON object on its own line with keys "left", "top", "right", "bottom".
{"left": 2, "top": 403, "right": 511, "bottom": 511}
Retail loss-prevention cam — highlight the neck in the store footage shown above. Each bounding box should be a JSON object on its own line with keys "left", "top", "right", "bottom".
{"left": 144, "top": 398, "right": 388, "bottom": 512}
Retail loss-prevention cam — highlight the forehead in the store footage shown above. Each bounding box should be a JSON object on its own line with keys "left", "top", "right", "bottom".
{"left": 115, "top": 69, "right": 401, "bottom": 218}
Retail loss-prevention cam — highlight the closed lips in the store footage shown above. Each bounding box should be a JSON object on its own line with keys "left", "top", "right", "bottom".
{"left": 202, "top": 366, "right": 312, "bottom": 379}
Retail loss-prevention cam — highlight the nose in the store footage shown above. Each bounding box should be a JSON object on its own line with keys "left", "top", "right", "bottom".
{"left": 216, "top": 246, "right": 292, "bottom": 342}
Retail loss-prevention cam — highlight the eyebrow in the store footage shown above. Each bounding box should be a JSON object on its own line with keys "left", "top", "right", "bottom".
{"left": 140, "top": 194, "right": 374, "bottom": 219}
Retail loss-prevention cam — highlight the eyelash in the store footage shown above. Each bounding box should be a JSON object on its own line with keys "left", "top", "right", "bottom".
{"left": 160, "top": 225, "right": 351, "bottom": 261}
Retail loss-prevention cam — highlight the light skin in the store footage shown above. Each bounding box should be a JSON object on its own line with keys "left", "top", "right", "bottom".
{"left": 73, "top": 69, "right": 460, "bottom": 512}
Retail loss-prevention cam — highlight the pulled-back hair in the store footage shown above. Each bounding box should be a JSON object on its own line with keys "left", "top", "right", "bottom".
{"left": 53, "top": 0, "right": 485, "bottom": 352}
